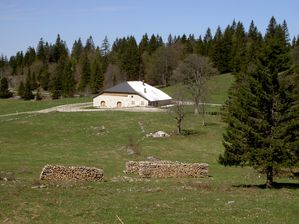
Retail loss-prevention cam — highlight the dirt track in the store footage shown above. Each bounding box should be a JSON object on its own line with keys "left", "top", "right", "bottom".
{"left": 0, "top": 102, "right": 165, "bottom": 117}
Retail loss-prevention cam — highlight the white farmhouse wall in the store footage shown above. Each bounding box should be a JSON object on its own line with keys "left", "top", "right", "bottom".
{"left": 93, "top": 93, "right": 149, "bottom": 108}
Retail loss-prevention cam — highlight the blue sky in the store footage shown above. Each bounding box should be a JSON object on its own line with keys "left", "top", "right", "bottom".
{"left": 0, "top": 0, "right": 298, "bottom": 57}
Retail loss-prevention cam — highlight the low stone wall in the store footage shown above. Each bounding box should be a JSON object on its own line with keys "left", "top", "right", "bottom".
{"left": 125, "top": 160, "right": 208, "bottom": 178}
{"left": 40, "top": 165, "right": 104, "bottom": 181}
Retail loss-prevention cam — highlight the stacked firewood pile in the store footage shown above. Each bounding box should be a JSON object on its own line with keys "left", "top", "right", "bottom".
{"left": 125, "top": 160, "right": 208, "bottom": 178}
{"left": 40, "top": 165, "right": 104, "bottom": 181}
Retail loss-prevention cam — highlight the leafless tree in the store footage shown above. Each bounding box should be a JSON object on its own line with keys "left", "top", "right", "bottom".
{"left": 103, "top": 63, "right": 125, "bottom": 88}
{"left": 172, "top": 54, "right": 218, "bottom": 125}
{"left": 168, "top": 86, "right": 187, "bottom": 135}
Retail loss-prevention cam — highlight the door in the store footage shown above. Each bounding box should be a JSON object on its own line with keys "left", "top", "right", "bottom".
{"left": 117, "top": 101, "right": 122, "bottom": 108}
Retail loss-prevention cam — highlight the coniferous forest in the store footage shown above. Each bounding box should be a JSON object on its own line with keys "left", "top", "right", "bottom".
{"left": 0, "top": 17, "right": 298, "bottom": 100}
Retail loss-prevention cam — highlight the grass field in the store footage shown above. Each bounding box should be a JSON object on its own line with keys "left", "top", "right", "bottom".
{"left": 0, "top": 75, "right": 298, "bottom": 223}
{"left": 0, "top": 97, "right": 90, "bottom": 115}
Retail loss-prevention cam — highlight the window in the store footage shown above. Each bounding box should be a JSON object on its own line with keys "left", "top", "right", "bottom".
{"left": 141, "top": 101, "right": 144, "bottom": 106}
{"left": 131, "top": 95, "right": 134, "bottom": 98}
{"left": 131, "top": 101, "right": 135, "bottom": 105}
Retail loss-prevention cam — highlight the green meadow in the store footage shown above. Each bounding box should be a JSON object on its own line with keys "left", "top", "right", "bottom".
{"left": 0, "top": 74, "right": 298, "bottom": 223}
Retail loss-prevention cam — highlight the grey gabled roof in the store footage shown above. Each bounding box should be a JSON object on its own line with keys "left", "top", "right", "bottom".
{"left": 103, "top": 82, "right": 137, "bottom": 94}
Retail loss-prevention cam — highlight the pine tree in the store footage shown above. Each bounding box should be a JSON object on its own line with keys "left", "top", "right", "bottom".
{"left": 220, "top": 18, "right": 298, "bottom": 188}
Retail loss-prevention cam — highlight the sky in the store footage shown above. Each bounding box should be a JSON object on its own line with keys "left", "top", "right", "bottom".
{"left": 0, "top": 0, "right": 298, "bottom": 57}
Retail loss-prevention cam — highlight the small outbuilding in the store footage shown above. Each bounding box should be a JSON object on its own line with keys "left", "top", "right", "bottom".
{"left": 93, "top": 81, "right": 172, "bottom": 108}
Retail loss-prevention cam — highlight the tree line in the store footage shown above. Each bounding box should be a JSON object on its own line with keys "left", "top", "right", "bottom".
{"left": 0, "top": 17, "right": 298, "bottom": 99}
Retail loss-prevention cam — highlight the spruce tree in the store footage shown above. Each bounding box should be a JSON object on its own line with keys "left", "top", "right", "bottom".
{"left": 79, "top": 53, "right": 91, "bottom": 92}
{"left": 220, "top": 18, "right": 298, "bottom": 188}
{"left": 0, "top": 77, "right": 12, "bottom": 98}
{"left": 23, "top": 74, "right": 34, "bottom": 100}
{"left": 71, "top": 38, "right": 83, "bottom": 62}
{"left": 90, "top": 58, "right": 104, "bottom": 94}
{"left": 18, "top": 81, "right": 25, "bottom": 98}
{"left": 101, "top": 36, "right": 110, "bottom": 56}
{"left": 203, "top": 28, "right": 213, "bottom": 56}
{"left": 62, "top": 61, "right": 76, "bottom": 97}
{"left": 49, "top": 57, "right": 65, "bottom": 99}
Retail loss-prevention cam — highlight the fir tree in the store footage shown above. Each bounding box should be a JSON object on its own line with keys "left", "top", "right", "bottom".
{"left": 231, "top": 21, "right": 247, "bottom": 72}
{"left": 139, "top": 34, "right": 149, "bottom": 53}
{"left": 79, "top": 53, "right": 91, "bottom": 91}
{"left": 101, "top": 36, "right": 110, "bottom": 56}
{"left": 49, "top": 57, "right": 65, "bottom": 99}
{"left": 90, "top": 58, "right": 104, "bottom": 94}
{"left": 71, "top": 38, "right": 83, "bottom": 62}
{"left": 23, "top": 74, "right": 34, "bottom": 100}
{"left": 0, "top": 77, "right": 12, "bottom": 98}
{"left": 203, "top": 28, "right": 213, "bottom": 56}
{"left": 36, "top": 38, "right": 47, "bottom": 63}
{"left": 18, "top": 81, "right": 25, "bottom": 97}
{"left": 220, "top": 18, "right": 298, "bottom": 188}
{"left": 62, "top": 61, "right": 76, "bottom": 97}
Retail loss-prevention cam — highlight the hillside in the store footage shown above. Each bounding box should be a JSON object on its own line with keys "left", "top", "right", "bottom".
{"left": 162, "top": 73, "right": 234, "bottom": 104}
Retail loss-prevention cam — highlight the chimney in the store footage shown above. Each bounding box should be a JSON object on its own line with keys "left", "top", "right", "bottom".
{"left": 142, "top": 80, "right": 145, "bottom": 86}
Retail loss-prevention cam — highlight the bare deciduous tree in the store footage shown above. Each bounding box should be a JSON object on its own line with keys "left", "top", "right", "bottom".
{"left": 172, "top": 54, "right": 218, "bottom": 125}
{"left": 103, "top": 63, "right": 125, "bottom": 88}
{"left": 168, "top": 86, "right": 187, "bottom": 135}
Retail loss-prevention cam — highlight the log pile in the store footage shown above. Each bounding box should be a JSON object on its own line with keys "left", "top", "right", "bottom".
{"left": 40, "top": 165, "right": 104, "bottom": 181}
{"left": 125, "top": 160, "right": 208, "bottom": 178}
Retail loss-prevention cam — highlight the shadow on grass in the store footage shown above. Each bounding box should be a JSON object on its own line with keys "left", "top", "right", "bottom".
{"left": 233, "top": 182, "right": 299, "bottom": 189}
{"left": 203, "top": 122, "right": 221, "bottom": 127}
{"left": 181, "top": 129, "right": 201, "bottom": 136}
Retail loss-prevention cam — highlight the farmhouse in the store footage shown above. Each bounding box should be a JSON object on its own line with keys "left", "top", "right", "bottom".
{"left": 93, "top": 81, "right": 172, "bottom": 108}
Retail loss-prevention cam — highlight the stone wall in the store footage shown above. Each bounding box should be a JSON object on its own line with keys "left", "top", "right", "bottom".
{"left": 40, "top": 165, "right": 104, "bottom": 181}
{"left": 125, "top": 160, "right": 208, "bottom": 178}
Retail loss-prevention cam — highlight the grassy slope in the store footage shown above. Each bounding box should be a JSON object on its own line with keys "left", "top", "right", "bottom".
{"left": 162, "top": 73, "right": 235, "bottom": 104}
{"left": 0, "top": 74, "right": 298, "bottom": 223}
{"left": 0, "top": 97, "right": 90, "bottom": 115}
{"left": 0, "top": 111, "right": 298, "bottom": 223}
